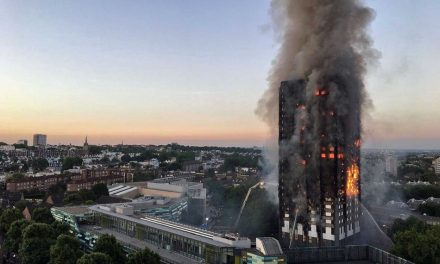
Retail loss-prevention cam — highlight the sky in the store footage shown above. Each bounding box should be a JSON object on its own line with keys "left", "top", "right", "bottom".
{"left": 0, "top": 1, "right": 439, "bottom": 149}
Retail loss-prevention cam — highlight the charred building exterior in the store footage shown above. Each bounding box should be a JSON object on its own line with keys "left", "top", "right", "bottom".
{"left": 279, "top": 79, "right": 361, "bottom": 248}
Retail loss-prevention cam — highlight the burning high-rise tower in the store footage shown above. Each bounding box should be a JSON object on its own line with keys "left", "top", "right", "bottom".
{"left": 255, "top": 0, "right": 376, "bottom": 248}
{"left": 279, "top": 78, "right": 361, "bottom": 247}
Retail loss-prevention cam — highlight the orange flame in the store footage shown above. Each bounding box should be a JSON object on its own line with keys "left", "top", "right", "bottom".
{"left": 354, "top": 139, "right": 361, "bottom": 148}
{"left": 346, "top": 164, "right": 359, "bottom": 196}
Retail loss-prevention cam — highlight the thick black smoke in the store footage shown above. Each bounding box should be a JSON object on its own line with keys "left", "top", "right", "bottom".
{"left": 257, "top": 0, "right": 379, "bottom": 200}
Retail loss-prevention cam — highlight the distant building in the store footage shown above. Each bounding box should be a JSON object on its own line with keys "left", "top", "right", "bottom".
{"left": 385, "top": 154, "right": 398, "bottom": 176}
{"left": 182, "top": 161, "right": 202, "bottom": 172}
{"left": 0, "top": 191, "right": 24, "bottom": 208}
{"left": 33, "top": 134, "right": 47, "bottom": 147}
{"left": 433, "top": 157, "right": 440, "bottom": 174}
{"left": 149, "top": 158, "right": 160, "bottom": 168}
{"left": 66, "top": 168, "right": 134, "bottom": 192}
{"left": 83, "top": 136, "right": 89, "bottom": 154}
{"left": 0, "top": 145, "right": 15, "bottom": 151}
{"left": 6, "top": 174, "right": 65, "bottom": 192}
{"left": 16, "top": 139, "right": 28, "bottom": 146}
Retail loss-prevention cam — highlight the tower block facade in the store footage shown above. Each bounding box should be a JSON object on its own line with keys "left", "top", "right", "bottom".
{"left": 278, "top": 79, "right": 361, "bottom": 248}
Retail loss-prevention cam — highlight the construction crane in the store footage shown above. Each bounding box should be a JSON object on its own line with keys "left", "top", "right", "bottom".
{"left": 233, "top": 181, "right": 264, "bottom": 230}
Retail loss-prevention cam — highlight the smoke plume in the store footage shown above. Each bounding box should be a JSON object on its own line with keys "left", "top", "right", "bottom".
{"left": 257, "top": 0, "right": 378, "bottom": 196}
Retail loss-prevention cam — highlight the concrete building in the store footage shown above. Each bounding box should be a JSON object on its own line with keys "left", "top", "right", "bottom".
{"left": 0, "top": 145, "right": 15, "bottom": 151}
{"left": 433, "top": 157, "right": 440, "bottom": 174}
{"left": 110, "top": 179, "right": 207, "bottom": 223}
{"left": 51, "top": 203, "right": 251, "bottom": 264}
{"left": 279, "top": 80, "right": 361, "bottom": 247}
{"left": 16, "top": 139, "right": 28, "bottom": 146}
{"left": 33, "top": 134, "right": 47, "bottom": 147}
{"left": 385, "top": 154, "right": 398, "bottom": 177}
{"left": 242, "top": 237, "right": 286, "bottom": 264}
{"left": 182, "top": 161, "right": 203, "bottom": 172}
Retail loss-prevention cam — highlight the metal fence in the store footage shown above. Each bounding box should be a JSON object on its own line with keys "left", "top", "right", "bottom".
{"left": 285, "top": 245, "right": 414, "bottom": 264}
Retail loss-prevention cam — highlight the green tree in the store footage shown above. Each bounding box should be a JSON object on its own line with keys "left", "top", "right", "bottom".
{"left": 219, "top": 153, "right": 259, "bottom": 172}
{"left": 389, "top": 216, "right": 427, "bottom": 239}
{"left": 51, "top": 221, "right": 71, "bottom": 237}
{"left": 121, "top": 154, "right": 131, "bottom": 163}
{"left": 21, "top": 161, "right": 29, "bottom": 172}
{"left": 135, "top": 150, "right": 155, "bottom": 162}
{"left": 418, "top": 202, "right": 440, "bottom": 217}
{"left": 127, "top": 248, "right": 160, "bottom": 264}
{"left": 393, "top": 226, "right": 440, "bottom": 264}
{"left": 76, "top": 253, "right": 112, "bottom": 264}
{"left": 78, "top": 189, "right": 97, "bottom": 201}
{"left": 50, "top": 235, "right": 83, "bottom": 264}
{"left": 19, "top": 223, "right": 56, "bottom": 264}
{"left": 88, "top": 145, "right": 102, "bottom": 155}
{"left": 32, "top": 207, "right": 55, "bottom": 224}
{"left": 100, "top": 156, "right": 110, "bottom": 164}
{"left": 64, "top": 189, "right": 97, "bottom": 205}
{"left": 0, "top": 208, "right": 23, "bottom": 234}
{"left": 32, "top": 158, "right": 49, "bottom": 172}
{"left": 5, "top": 172, "right": 25, "bottom": 182}
{"left": 133, "top": 169, "right": 155, "bottom": 182}
{"left": 93, "top": 234, "right": 127, "bottom": 264}
{"left": 4, "top": 219, "right": 33, "bottom": 254}
{"left": 64, "top": 193, "right": 83, "bottom": 205}
{"left": 62, "top": 157, "right": 83, "bottom": 171}
{"left": 91, "top": 183, "right": 109, "bottom": 198}
{"left": 48, "top": 182, "right": 67, "bottom": 196}
{"left": 14, "top": 200, "right": 30, "bottom": 212}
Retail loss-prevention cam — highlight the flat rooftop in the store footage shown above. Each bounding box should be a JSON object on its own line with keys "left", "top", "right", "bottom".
{"left": 52, "top": 206, "right": 91, "bottom": 215}
{"left": 81, "top": 225, "right": 199, "bottom": 264}
{"left": 89, "top": 204, "right": 242, "bottom": 248}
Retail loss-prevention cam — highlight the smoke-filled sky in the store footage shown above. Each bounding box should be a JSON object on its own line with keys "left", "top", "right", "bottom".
{"left": 1, "top": 0, "right": 439, "bottom": 148}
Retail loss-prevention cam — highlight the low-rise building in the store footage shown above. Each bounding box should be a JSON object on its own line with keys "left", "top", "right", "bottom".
{"left": 182, "top": 161, "right": 202, "bottom": 172}
{"left": 407, "top": 198, "right": 425, "bottom": 210}
{"left": 385, "top": 154, "right": 398, "bottom": 177}
{"left": 6, "top": 174, "right": 65, "bottom": 192}
{"left": 243, "top": 237, "right": 285, "bottom": 264}
{"left": 0, "top": 191, "right": 24, "bottom": 208}
{"left": 67, "top": 172, "right": 131, "bottom": 192}
{"left": 51, "top": 203, "right": 251, "bottom": 264}
{"left": 433, "top": 157, "right": 440, "bottom": 174}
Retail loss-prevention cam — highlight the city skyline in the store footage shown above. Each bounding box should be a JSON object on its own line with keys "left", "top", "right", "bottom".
{"left": 1, "top": 1, "right": 440, "bottom": 149}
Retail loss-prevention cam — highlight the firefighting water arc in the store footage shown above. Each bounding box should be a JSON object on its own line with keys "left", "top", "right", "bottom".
{"left": 257, "top": 0, "right": 379, "bottom": 247}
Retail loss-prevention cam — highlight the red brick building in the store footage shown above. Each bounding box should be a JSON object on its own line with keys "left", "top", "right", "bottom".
{"left": 66, "top": 168, "right": 134, "bottom": 192}
{"left": 6, "top": 174, "right": 65, "bottom": 192}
